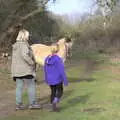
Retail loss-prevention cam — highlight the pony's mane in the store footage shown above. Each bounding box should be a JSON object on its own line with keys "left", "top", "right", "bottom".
{"left": 57, "top": 37, "right": 72, "bottom": 44}
{"left": 57, "top": 38, "right": 66, "bottom": 44}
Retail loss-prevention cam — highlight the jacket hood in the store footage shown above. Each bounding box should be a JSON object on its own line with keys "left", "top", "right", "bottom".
{"left": 45, "top": 55, "right": 57, "bottom": 65}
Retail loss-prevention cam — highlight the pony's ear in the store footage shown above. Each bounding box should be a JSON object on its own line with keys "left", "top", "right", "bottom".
{"left": 65, "top": 37, "right": 71, "bottom": 43}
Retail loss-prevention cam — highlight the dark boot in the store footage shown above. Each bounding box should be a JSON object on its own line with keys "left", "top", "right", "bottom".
{"left": 52, "top": 97, "right": 60, "bottom": 112}
{"left": 16, "top": 103, "right": 26, "bottom": 110}
{"left": 28, "top": 101, "right": 42, "bottom": 109}
{"left": 28, "top": 103, "right": 42, "bottom": 109}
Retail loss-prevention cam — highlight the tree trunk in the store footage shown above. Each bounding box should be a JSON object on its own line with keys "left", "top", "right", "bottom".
{"left": 0, "top": 0, "right": 49, "bottom": 52}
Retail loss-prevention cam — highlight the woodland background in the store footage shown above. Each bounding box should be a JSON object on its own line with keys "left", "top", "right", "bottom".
{"left": 0, "top": 0, "right": 120, "bottom": 57}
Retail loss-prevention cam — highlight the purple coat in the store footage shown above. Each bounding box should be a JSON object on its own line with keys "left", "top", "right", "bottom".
{"left": 44, "top": 54, "right": 68, "bottom": 86}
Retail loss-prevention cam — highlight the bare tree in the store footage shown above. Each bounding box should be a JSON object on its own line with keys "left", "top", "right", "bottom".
{"left": 0, "top": 0, "right": 55, "bottom": 52}
{"left": 95, "top": 0, "right": 120, "bottom": 29}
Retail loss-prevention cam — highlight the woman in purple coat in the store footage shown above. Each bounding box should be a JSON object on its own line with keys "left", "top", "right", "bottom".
{"left": 44, "top": 44, "right": 68, "bottom": 112}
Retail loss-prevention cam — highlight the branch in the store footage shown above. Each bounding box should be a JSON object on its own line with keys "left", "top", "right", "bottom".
{"left": 20, "top": 0, "right": 49, "bottom": 22}
{"left": 20, "top": 8, "right": 43, "bottom": 22}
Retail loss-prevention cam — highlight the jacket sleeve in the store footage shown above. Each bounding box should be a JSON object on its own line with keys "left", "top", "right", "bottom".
{"left": 21, "top": 44, "right": 35, "bottom": 66}
{"left": 56, "top": 57, "right": 68, "bottom": 86}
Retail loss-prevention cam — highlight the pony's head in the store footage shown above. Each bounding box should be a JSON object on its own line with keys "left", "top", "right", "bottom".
{"left": 57, "top": 37, "right": 73, "bottom": 48}
{"left": 57, "top": 37, "right": 73, "bottom": 61}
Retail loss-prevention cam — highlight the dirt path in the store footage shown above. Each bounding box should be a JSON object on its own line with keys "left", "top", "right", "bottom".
{"left": 0, "top": 90, "right": 16, "bottom": 119}
{"left": 0, "top": 83, "right": 50, "bottom": 119}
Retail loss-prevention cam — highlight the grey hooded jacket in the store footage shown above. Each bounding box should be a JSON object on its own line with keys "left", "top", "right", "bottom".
{"left": 11, "top": 41, "right": 36, "bottom": 78}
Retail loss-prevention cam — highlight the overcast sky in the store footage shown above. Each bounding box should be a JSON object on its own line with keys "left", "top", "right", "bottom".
{"left": 47, "top": 0, "right": 94, "bottom": 15}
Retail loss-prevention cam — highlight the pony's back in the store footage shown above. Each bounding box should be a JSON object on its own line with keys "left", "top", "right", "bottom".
{"left": 31, "top": 37, "right": 72, "bottom": 66}
{"left": 31, "top": 44, "right": 51, "bottom": 66}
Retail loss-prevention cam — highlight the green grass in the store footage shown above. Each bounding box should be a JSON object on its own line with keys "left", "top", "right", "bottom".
{"left": 1, "top": 53, "right": 120, "bottom": 120}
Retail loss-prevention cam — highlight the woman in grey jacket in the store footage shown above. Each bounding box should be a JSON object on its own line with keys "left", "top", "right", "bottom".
{"left": 11, "top": 29, "right": 41, "bottom": 110}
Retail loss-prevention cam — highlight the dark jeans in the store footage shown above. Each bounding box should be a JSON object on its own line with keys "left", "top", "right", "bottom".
{"left": 50, "top": 82, "right": 63, "bottom": 103}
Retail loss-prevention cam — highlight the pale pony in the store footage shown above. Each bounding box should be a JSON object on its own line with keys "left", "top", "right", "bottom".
{"left": 31, "top": 37, "right": 73, "bottom": 66}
